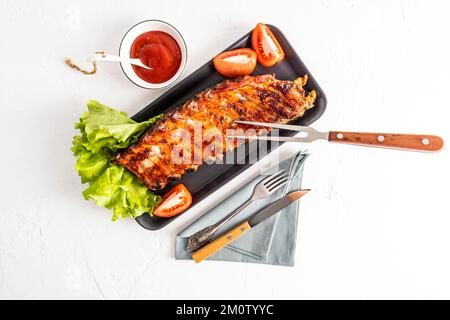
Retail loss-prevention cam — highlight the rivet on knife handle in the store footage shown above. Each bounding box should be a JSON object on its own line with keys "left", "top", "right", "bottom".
{"left": 192, "top": 222, "right": 252, "bottom": 264}
{"left": 328, "top": 131, "right": 444, "bottom": 152}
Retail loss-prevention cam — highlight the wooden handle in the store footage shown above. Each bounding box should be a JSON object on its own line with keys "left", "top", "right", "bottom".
{"left": 192, "top": 222, "right": 252, "bottom": 264}
{"left": 329, "top": 131, "right": 444, "bottom": 152}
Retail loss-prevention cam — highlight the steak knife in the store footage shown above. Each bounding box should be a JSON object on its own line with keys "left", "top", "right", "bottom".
{"left": 228, "top": 121, "right": 444, "bottom": 152}
{"left": 192, "top": 190, "right": 310, "bottom": 264}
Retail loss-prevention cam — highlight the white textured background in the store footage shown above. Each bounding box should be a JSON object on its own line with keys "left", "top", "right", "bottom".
{"left": 1, "top": 0, "right": 449, "bottom": 299}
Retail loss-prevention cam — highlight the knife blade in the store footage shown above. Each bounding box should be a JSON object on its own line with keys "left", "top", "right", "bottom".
{"left": 247, "top": 190, "right": 310, "bottom": 227}
{"left": 191, "top": 190, "right": 310, "bottom": 264}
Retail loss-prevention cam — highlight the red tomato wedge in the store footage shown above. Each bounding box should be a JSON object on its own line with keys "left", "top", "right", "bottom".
{"left": 251, "top": 23, "right": 285, "bottom": 67}
{"left": 213, "top": 48, "right": 257, "bottom": 78}
{"left": 153, "top": 184, "right": 193, "bottom": 218}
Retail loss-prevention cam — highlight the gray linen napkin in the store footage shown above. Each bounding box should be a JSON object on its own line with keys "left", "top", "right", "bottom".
{"left": 175, "top": 151, "right": 309, "bottom": 266}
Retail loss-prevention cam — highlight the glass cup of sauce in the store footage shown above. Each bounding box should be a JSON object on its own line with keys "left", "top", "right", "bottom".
{"left": 119, "top": 20, "right": 187, "bottom": 90}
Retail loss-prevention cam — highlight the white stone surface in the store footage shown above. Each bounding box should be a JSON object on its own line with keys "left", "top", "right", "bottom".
{"left": 1, "top": 0, "right": 450, "bottom": 299}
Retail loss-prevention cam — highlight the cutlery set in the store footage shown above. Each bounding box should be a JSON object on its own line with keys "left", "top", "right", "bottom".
{"left": 187, "top": 170, "right": 291, "bottom": 253}
{"left": 191, "top": 190, "right": 310, "bottom": 263}
{"left": 188, "top": 121, "right": 443, "bottom": 263}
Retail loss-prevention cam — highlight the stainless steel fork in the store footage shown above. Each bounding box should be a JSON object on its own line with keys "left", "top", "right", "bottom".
{"left": 186, "top": 170, "right": 290, "bottom": 252}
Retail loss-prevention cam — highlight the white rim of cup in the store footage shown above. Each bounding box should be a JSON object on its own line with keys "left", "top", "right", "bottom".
{"left": 119, "top": 20, "right": 188, "bottom": 90}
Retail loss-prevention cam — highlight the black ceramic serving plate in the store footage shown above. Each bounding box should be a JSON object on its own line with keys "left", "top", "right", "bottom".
{"left": 131, "top": 25, "right": 327, "bottom": 230}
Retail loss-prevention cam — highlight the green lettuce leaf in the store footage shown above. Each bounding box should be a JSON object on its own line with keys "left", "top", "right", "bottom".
{"left": 82, "top": 165, "right": 161, "bottom": 221}
{"left": 75, "top": 146, "right": 111, "bottom": 184}
{"left": 72, "top": 100, "right": 162, "bottom": 220}
{"left": 73, "top": 100, "right": 162, "bottom": 154}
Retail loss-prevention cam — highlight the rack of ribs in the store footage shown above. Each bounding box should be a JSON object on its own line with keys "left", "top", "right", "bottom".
{"left": 115, "top": 74, "right": 316, "bottom": 190}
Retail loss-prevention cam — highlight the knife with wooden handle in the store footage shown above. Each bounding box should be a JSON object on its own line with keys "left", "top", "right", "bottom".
{"left": 192, "top": 221, "right": 252, "bottom": 264}
{"left": 229, "top": 121, "right": 444, "bottom": 152}
{"left": 192, "top": 190, "right": 310, "bottom": 264}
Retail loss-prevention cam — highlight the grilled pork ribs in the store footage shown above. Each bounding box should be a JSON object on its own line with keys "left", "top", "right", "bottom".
{"left": 115, "top": 74, "right": 316, "bottom": 190}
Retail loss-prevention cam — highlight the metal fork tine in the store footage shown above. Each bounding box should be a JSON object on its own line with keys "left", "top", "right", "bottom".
{"left": 268, "top": 179, "right": 289, "bottom": 193}
{"left": 265, "top": 173, "right": 289, "bottom": 189}
{"left": 234, "top": 120, "right": 319, "bottom": 134}
{"left": 261, "top": 170, "right": 286, "bottom": 186}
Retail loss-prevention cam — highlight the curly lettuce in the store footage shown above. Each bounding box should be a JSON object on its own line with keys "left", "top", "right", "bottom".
{"left": 72, "top": 100, "right": 162, "bottom": 221}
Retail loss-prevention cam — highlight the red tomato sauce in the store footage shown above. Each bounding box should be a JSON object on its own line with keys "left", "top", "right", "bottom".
{"left": 130, "top": 31, "right": 182, "bottom": 84}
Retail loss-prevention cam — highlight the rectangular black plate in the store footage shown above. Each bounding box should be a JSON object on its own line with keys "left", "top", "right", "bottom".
{"left": 132, "top": 25, "right": 327, "bottom": 230}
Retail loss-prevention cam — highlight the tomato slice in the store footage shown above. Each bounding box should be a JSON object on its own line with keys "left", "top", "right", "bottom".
{"left": 251, "top": 23, "right": 285, "bottom": 67}
{"left": 213, "top": 48, "right": 257, "bottom": 78}
{"left": 153, "top": 184, "right": 193, "bottom": 218}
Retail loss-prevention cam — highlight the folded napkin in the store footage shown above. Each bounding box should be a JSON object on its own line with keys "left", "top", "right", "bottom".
{"left": 175, "top": 150, "right": 309, "bottom": 266}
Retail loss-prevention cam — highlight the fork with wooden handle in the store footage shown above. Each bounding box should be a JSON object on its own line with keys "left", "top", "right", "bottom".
{"left": 186, "top": 170, "right": 290, "bottom": 253}
{"left": 229, "top": 121, "right": 444, "bottom": 152}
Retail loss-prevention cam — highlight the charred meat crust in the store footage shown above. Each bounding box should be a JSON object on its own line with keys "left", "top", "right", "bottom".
{"left": 115, "top": 74, "right": 316, "bottom": 190}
